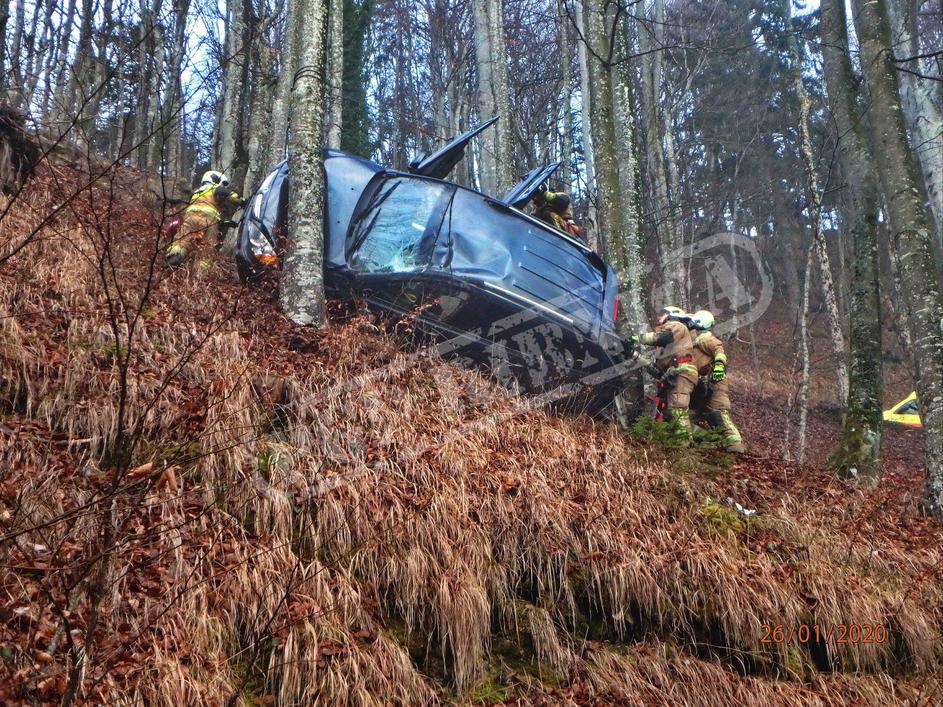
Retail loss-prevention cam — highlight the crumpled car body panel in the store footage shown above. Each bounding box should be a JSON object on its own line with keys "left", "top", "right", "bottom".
{"left": 237, "top": 149, "right": 633, "bottom": 412}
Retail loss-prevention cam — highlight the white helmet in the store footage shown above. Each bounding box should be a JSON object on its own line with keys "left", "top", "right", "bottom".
{"left": 657, "top": 305, "right": 689, "bottom": 326}
{"left": 690, "top": 309, "right": 715, "bottom": 330}
{"left": 200, "top": 170, "right": 230, "bottom": 188}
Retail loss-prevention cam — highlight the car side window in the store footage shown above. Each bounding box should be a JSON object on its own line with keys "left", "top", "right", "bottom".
{"left": 349, "top": 177, "right": 453, "bottom": 274}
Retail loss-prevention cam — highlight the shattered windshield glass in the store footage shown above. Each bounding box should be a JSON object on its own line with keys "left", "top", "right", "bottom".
{"left": 349, "top": 177, "right": 454, "bottom": 273}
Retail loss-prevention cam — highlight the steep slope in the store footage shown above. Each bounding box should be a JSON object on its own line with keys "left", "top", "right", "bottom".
{"left": 1, "top": 166, "right": 941, "bottom": 705}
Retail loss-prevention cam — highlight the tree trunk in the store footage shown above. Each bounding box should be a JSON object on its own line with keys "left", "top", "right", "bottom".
{"left": 888, "top": 0, "right": 943, "bottom": 248}
{"left": 0, "top": 0, "right": 8, "bottom": 89}
{"left": 574, "top": 0, "right": 598, "bottom": 249}
{"left": 67, "top": 0, "right": 97, "bottom": 147}
{"left": 217, "top": 0, "right": 252, "bottom": 190}
{"left": 23, "top": 0, "right": 55, "bottom": 108}
{"left": 325, "top": 0, "right": 344, "bottom": 149}
{"left": 794, "top": 243, "right": 815, "bottom": 464}
{"left": 639, "top": 0, "right": 684, "bottom": 307}
{"left": 269, "top": 0, "right": 300, "bottom": 162}
{"left": 132, "top": 0, "right": 163, "bottom": 166}
{"left": 145, "top": 22, "right": 166, "bottom": 161}
{"left": 45, "top": 0, "right": 77, "bottom": 119}
{"left": 245, "top": 32, "right": 277, "bottom": 189}
{"left": 786, "top": 0, "right": 849, "bottom": 405}
{"left": 7, "top": 0, "right": 26, "bottom": 100}
{"left": 82, "top": 0, "right": 116, "bottom": 152}
{"left": 558, "top": 0, "right": 572, "bottom": 188}
{"left": 281, "top": 0, "right": 328, "bottom": 326}
{"left": 471, "top": 0, "right": 513, "bottom": 195}
{"left": 583, "top": 0, "right": 645, "bottom": 419}
{"left": 161, "top": 0, "right": 192, "bottom": 175}
{"left": 853, "top": 0, "right": 943, "bottom": 516}
{"left": 820, "top": 0, "right": 884, "bottom": 482}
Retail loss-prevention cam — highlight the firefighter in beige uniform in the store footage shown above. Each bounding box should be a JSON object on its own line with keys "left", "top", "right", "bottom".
{"left": 632, "top": 305, "right": 698, "bottom": 436}
{"left": 688, "top": 309, "right": 746, "bottom": 453}
{"left": 165, "top": 170, "right": 245, "bottom": 267}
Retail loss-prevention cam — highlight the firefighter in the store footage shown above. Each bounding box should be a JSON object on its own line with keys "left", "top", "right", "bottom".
{"left": 687, "top": 309, "right": 746, "bottom": 453}
{"left": 165, "top": 170, "right": 246, "bottom": 267}
{"left": 533, "top": 189, "right": 583, "bottom": 240}
{"left": 631, "top": 305, "right": 698, "bottom": 438}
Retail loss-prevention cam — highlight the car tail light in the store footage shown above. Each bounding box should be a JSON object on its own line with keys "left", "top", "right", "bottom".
{"left": 613, "top": 294, "right": 620, "bottom": 322}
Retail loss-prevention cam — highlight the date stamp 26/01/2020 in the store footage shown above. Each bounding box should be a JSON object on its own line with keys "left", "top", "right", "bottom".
{"left": 760, "top": 624, "right": 889, "bottom": 645}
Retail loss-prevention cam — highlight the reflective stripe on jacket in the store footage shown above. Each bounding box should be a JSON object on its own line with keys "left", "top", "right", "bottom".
{"left": 186, "top": 185, "right": 222, "bottom": 219}
{"left": 186, "top": 184, "right": 242, "bottom": 220}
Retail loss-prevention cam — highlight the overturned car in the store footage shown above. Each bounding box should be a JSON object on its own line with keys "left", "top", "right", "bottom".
{"left": 238, "top": 119, "right": 634, "bottom": 412}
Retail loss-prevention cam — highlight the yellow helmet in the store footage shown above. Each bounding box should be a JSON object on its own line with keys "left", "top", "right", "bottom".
{"left": 200, "top": 170, "right": 230, "bottom": 188}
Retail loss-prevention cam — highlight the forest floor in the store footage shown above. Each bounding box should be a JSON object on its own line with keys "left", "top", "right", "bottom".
{"left": 0, "top": 164, "right": 941, "bottom": 705}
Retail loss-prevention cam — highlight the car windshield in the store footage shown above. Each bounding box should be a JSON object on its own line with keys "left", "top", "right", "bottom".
{"left": 349, "top": 177, "right": 453, "bottom": 273}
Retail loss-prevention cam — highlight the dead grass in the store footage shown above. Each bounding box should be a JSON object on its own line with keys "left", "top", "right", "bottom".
{"left": 0, "top": 167, "right": 941, "bottom": 705}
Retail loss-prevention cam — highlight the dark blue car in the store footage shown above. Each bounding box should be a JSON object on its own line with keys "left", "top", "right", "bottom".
{"left": 237, "top": 119, "right": 633, "bottom": 413}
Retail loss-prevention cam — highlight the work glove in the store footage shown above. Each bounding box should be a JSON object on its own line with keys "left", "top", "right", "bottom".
{"left": 711, "top": 360, "right": 726, "bottom": 382}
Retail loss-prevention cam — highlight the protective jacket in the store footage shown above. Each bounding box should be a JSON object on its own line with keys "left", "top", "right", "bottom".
{"left": 535, "top": 206, "right": 583, "bottom": 239}
{"left": 641, "top": 320, "right": 695, "bottom": 373}
{"left": 688, "top": 329, "right": 743, "bottom": 450}
{"left": 534, "top": 191, "right": 583, "bottom": 239}
{"left": 639, "top": 320, "right": 698, "bottom": 432}
{"left": 166, "top": 184, "right": 245, "bottom": 267}
{"left": 186, "top": 184, "right": 243, "bottom": 220}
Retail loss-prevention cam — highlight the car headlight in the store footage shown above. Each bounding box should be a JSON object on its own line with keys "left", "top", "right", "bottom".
{"left": 245, "top": 224, "right": 277, "bottom": 266}
{"left": 248, "top": 226, "right": 269, "bottom": 249}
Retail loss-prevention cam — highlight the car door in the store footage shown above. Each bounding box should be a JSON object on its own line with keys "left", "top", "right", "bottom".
{"left": 500, "top": 162, "right": 562, "bottom": 209}
{"left": 437, "top": 189, "right": 607, "bottom": 394}
{"left": 407, "top": 117, "right": 498, "bottom": 181}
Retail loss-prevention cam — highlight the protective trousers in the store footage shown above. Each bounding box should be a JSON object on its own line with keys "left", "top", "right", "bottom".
{"left": 693, "top": 377, "right": 743, "bottom": 447}
{"left": 666, "top": 363, "right": 698, "bottom": 436}
{"left": 166, "top": 209, "right": 219, "bottom": 267}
